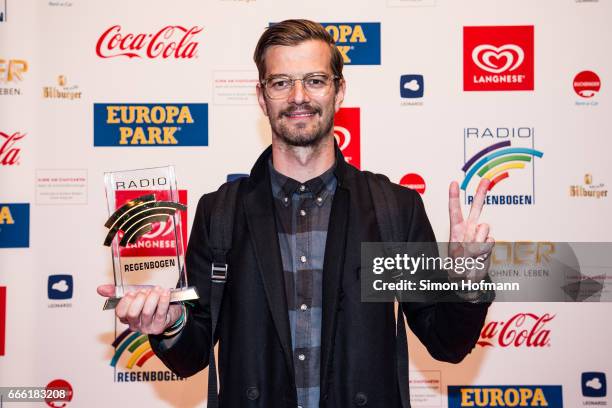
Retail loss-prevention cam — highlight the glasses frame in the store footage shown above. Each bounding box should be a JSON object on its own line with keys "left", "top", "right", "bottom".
{"left": 260, "top": 73, "right": 341, "bottom": 100}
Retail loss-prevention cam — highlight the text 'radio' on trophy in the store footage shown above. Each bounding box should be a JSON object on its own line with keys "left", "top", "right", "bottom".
{"left": 102, "top": 165, "right": 198, "bottom": 310}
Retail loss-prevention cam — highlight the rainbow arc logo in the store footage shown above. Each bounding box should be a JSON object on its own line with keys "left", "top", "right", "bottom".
{"left": 461, "top": 141, "right": 543, "bottom": 193}
{"left": 111, "top": 328, "right": 155, "bottom": 369}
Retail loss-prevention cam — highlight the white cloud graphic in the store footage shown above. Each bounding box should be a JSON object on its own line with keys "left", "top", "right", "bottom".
{"left": 51, "top": 280, "right": 69, "bottom": 292}
{"left": 403, "top": 79, "right": 420, "bottom": 92}
{"left": 586, "top": 378, "right": 603, "bottom": 390}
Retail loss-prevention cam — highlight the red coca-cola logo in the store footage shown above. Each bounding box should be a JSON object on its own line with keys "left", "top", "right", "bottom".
{"left": 478, "top": 313, "right": 554, "bottom": 348}
{"left": 0, "top": 131, "right": 25, "bottom": 166}
{"left": 96, "top": 25, "right": 203, "bottom": 59}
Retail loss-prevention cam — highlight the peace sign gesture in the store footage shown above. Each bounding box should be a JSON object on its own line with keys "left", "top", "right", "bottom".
{"left": 448, "top": 178, "right": 495, "bottom": 277}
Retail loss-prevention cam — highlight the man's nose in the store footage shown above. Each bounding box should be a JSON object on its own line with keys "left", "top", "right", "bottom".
{"left": 287, "top": 79, "right": 310, "bottom": 105}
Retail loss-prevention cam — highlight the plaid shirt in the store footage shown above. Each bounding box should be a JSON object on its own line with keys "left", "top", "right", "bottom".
{"left": 269, "top": 160, "right": 337, "bottom": 408}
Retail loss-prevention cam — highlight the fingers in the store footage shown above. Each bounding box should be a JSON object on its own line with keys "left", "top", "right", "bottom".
{"left": 96, "top": 284, "right": 115, "bottom": 297}
{"left": 140, "top": 287, "right": 162, "bottom": 330}
{"left": 474, "top": 223, "right": 489, "bottom": 243}
{"left": 114, "top": 287, "right": 174, "bottom": 335}
{"left": 467, "top": 178, "right": 490, "bottom": 224}
{"left": 448, "top": 181, "right": 464, "bottom": 228}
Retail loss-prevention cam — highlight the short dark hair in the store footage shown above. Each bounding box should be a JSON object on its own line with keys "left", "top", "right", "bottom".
{"left": 253, "top": 19, "right": 344, "bottom": 83}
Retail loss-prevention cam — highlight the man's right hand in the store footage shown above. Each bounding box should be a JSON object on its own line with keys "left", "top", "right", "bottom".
{"left": 97, "top": 285, "right": 184, "bottom": 335}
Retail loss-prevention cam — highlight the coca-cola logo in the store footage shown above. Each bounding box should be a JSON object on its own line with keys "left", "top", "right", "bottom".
{"left": 96, "top": 25, "right": 203, "bottom": 59}
{"left": 0, "top": 131, "right": 25, "bottom": 166}
{"left": 478, "top": 313, "right": 554, "bottom": 348}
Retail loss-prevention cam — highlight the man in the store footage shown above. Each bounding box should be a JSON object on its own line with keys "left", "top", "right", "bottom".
{"left": 98, "top": 19, "right": 494, "bottom": 408}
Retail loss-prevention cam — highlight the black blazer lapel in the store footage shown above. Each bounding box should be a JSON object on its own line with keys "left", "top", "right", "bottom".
{"left": 319, "top": 185, "right": 350, "bottom": 397}
{"left": 243, "top": 162, "right": 296, "bottom": 389}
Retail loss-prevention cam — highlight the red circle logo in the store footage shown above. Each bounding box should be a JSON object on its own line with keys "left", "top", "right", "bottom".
{"left": 573, "top": 71, "right": 601, "bottom": 98}
{"left": 45, "top": 379, "right": 73, "bottom": 408}
{"left": 400, "top": 173, "right": 426, "bottom": 194}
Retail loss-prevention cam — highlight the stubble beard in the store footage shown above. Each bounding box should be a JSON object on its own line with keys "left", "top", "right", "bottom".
{"left": 271, "top": 103, "right": 335, "bottom": 148}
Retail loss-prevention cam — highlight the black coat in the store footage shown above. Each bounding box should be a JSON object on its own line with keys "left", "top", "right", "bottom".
{"left": 150, "top": 145, "right": 490, "bottom": 407}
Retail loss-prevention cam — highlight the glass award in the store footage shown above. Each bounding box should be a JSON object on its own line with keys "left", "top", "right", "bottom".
{"left": 102, "top": 165, "right": 198, "bottom": 310}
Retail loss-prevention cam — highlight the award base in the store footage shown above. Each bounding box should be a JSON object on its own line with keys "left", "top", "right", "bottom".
{"left": 103, "top": 286, "right": 199, "bottom": 310}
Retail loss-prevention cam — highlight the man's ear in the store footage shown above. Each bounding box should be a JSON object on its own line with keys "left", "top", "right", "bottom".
{"left": 334, "top": 78, "right": 346, "bottom": 113}
{"left": 256, "top": 83, "right": 269, "bottom": 117}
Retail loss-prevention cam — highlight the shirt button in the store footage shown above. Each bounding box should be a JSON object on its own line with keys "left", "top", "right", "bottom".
{"left": 283, "top": 196, "right": 289, "bottom": 203}
{"left": 316, "top": 197, "right": 323, "bottom": 203}
{"left": 300, "top": 255, "right": 307, "bottom": 263}
{"left": 298, "top": 353, "right": 306, "bottom": 361}
{"left": 298, "top": 406, "right": 303, "bottom": 408}
{"left": 300, "top": 304, "right": 308, "bottom": 311}
{"left": 299, "top": 185, "right": 306, "bottom": 192}
{"left": 300, "top": 209, "right": 306, "bottom": 216}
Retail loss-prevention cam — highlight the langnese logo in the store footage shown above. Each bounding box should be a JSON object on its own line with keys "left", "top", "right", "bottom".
{"left": 96, "top": 25, "right": 203, "bottom": 59}
{"left": 582, "top": 372, "right": 607, "bottom": 398}
{"left": 47, "top": 274, "right": 73, "bottom": 308}
{"left": 400, "top": 173, "right": 426, "bottom": 194}
{"left": 448, "top": 385, "right": 563, "bottom": 408}
{"left": 464, "top": 26, "right": 534, "bottom": 91}
{"left": 0, "top": 203, "right": 29, "bottom": 248}
{"left": 93, "top": 103, "right": 208, "bottom": 146}
{"left": 321, "top": 23, "right": 381, "bottom": 65}
{"left": 334, "top": 107, "right": 360, "bottom": 169}
{"left": 0, "top": 59, "right": 28, "bottom": 96}
{"left": 0, "top": 131, "right": 25, "bottom": 166}
{"left": 461, "top": 127, "right": 543, "bottom": 205}
{"left": 0, "top": 286, "right": 5, "bottom": 356}
{"left": 111, "top": 328, "right": 185, "bottom": 382}
{"left": 478, "top": 312, "right": 554, "bottom": 348}
{"left": 43, "top": 75, "right": 82, "bottom": 100}
{"left": 112, "top": 189, "right": 187, "bottom": 259}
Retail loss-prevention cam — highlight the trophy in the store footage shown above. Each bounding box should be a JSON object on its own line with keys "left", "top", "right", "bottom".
{"left": 102, "top": 166, "right": 198, "bottom": 310}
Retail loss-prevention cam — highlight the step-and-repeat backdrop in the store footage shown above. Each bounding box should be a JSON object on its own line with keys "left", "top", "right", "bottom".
{"left": 1, "top": 0, "right": 610, "bottom": 407}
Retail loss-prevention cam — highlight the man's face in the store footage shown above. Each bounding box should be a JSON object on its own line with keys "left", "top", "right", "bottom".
{"left": 256, "top": 40, "right": 345, "bottom": 147}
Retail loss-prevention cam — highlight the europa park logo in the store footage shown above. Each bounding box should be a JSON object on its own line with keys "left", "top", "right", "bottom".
{"left": 464, "top": 26, "right": 534, "bottom": 91}
{"left": 478, "top": 313, "right": 554, "bottom": 348}
{"left": 0, "top": 131, "right": 25, "bottom": 166}
{"left": 96, "top": 25, "right": 203, "bottom": 59}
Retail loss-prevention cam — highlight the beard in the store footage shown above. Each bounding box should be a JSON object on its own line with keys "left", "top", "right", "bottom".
{"left": 270, "top": 103, "right": 335, "bottom": 148}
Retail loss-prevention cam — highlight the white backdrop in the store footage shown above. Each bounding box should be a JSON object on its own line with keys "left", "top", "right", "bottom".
{"left": 1, "top": 0, "right": 610, "bottom": 407}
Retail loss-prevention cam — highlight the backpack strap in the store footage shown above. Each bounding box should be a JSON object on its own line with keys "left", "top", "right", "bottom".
{"left": 365, "top": 172, "right": 411, "bottom": 408}
{"left": 207, "top": 177, "right": 244, "bottom": 408}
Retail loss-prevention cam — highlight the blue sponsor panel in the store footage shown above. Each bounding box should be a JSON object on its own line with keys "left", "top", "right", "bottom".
{"left": 320, "top": 22, "right": 380, "bottom": 65}
{"left": 48, "top": 274, "right": 73, "bottom": 300}
{"left": 227, "top": 173, "right": 249, "bottom": 182}
{"left": 448, "top": 385, "right": 563, "bottom": 408}
{"left": 582, "top": 372, "right": 607, "bottom": 398}
{"left": 0, "top": 203, "right": 29, "bottom": 248}
{"left": 268, "top": 22, "right": 381, "bottom": 65}
{"left": 93, "top": 103, "right": 208, "bottom": 146}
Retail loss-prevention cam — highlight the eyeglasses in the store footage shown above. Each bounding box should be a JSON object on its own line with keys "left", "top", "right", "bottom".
{"left": 261, "top": 73, "right": 339, "bottom": 99}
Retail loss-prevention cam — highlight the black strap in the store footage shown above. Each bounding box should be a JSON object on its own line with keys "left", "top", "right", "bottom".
{"left": 207, "top": 178, "right": 243, "bottom": 408}
{"left": 365, "top": 172, "right": 411, "bottom": 408}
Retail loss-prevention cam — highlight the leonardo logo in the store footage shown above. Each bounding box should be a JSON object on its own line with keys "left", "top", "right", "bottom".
{"left": 93, "top": 103, "right": 208, "bottom": 146}
{"left": 448, "top": 386, "right": 563, "bottom": 407}
{"left": 464, "top": 26, "right": 534, "bottom": 91}
{"left": 334, "top": 107, "right": 360, "bottom": 169}
{"left": 462, "top": 127, "right": 543, "bottom": 205}
{"left": 111, "top": 328, "right": 185, "bottom": 382}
